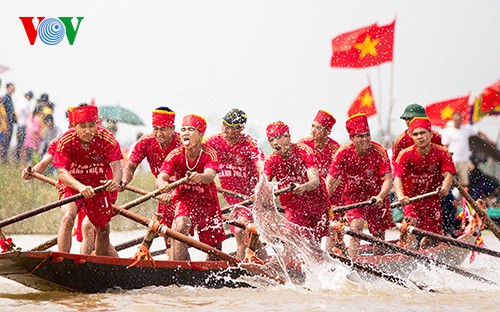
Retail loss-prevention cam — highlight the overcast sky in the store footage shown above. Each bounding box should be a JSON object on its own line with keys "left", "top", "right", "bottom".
{"left": 1, "top": 1, "right": 499, "bottom": 148}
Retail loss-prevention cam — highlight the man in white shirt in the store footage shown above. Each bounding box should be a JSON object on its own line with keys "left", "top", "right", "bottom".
{"left": 441, "top": 111, "right": 478, "bottom": 187}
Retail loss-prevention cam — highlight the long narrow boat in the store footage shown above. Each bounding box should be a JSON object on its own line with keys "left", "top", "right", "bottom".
{"left": 0, "top": 250, "right": 253, "bottom": 293}
{"left": 0, "top": 232, "right": 475, "bottom": 293}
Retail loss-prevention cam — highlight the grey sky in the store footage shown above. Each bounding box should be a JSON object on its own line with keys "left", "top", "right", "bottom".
{"left": 2, "top": 1, "right": 499, "bottom": 148}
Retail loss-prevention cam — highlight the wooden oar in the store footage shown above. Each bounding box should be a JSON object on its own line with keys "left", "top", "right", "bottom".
{"left": 343, "top": 227, "right": 498, "bottom": 285}
{"left": 330, "top": 189, "right": 441, "bottom": 215}
{"left": 453, "top": 179, "right": 500, "bottom": 241}
{"left": 330, "top": 198, "right": 376, "bottom": 214}
{"left": 216, "top": 187, "right": 250, "bottom": 201}
{"left": 0, "top": 184, "right": 107, "bottom": 228}
{"left": 390, "top": 189, "right": 441, "bottom": 208}
{"left": 329, "top": 253, "right": 433, "bottom": 291}
{"left": 396, "top": 223, "right": 500, "bottom": 259}
{"left": 221, "top": 183, "right": 296, "bottom": 214}
{"left": 123, "top": 184, "right": 164, "bottom": 203}
{"left": 119, "top": 175, "right": 190, "bottom": 211}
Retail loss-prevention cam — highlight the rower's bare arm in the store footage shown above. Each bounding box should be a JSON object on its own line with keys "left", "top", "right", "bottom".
{"left": 22, "top": 154, "right": 55, "bottom": 180}
{"left": 294, "top": 167, "right": 319, "bottom": 195}
{"left": 439, "top": 171, "right": 453, "bottom": 197}
{"left": 156, "top": 172, "right": 171, "bottom": 191}
{"left": 58, "top": 168, "right": 94, "bottom": 198}
{"left": 107, "top": 160, "right": 123, "bottom": 192}
{"left": 122, "top": 161, "right": 139, "bottom": 187}
{"left": 373, "top": 172, "right": 393, "bottom": 206}
{"left": 393, "top": 176, "right": 409, "bottom": 206}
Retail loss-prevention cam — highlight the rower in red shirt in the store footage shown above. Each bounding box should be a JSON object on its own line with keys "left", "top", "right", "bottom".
{"left": 393, "top": 103, "right": 456, "bottom": 237}
{"left": 156, "top": 114, "right": 226, "bottom": 261}
{"left": 122, "top": 107, "right": 180, "bottom": 250}
{"left": 325, "top": 113, "right": 394, "bottom": 257}
{"left": 23, "top": 107, "right": 114, "bottom": 254}
{"left": 394, "top": 117, "right": 456, "bottom": 249}
{"left": 264, "top": 121, "right": 330, "bottom": 242}
{"left": 53, "top": 104, "right": 123, "bottom": 256}
{"left": 205, "top": 108, "right": 266, "bottom": 260}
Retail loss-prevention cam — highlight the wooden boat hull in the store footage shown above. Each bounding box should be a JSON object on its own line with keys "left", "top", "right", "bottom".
{"left": 0, "top": 251, "right": 253, "bottom": 293}
{"left": 353, "top": 231, "right": 476, "bottom": 278}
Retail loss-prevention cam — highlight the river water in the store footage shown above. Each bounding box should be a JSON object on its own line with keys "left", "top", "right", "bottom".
{"left": 1, "top": 229, "right": 500, "bottom": 312}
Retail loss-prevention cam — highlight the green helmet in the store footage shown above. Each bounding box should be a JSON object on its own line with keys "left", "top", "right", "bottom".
{"left": 400, "top": 103, "right": 427, "bottom": 119}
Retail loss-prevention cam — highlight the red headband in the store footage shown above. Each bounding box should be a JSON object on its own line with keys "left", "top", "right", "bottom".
{"left": 266, "top": 122, "right": 290, "bottom": 139}
{"left": 346, "top": 113, "right": 369, "bottom": 136}
{"left": 409, "top": 117, "right": 432, "bottom": 133}
{"left": 72, "top": 106, "right": 98, "bottom": 125}
{"left": 314, "top": 109, "right": 336, "bottom": 131}
{"left": 182, "top": 114, "right": 207, "bottom": 135}
{"left": 152, "top": 110, "right": 175, "bottom": 127}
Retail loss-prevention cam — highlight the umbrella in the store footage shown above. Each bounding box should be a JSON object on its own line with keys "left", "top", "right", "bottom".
{"left": 98, "top": 105, "right": 145, "bottom": 126}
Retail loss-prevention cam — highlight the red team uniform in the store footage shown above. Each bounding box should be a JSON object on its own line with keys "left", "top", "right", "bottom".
{"left": 264, "top": 143, "right": 330, "bottom": 240}
{"left": 129, "top": 133, "right": 180, "bottom": 226}
{"left": 394, "top": 144, "right": 456, "bottom": 234}
{"left": 205, "top": 133, "right": 264, "bottom": 223}
{"left": 328, "top": 141, "right": 395, "bottom": 234}
{"left": 160, "top": 145, "right": 226, "bottom": 247}
{"left": 53, "top": 127, "right": 123, "bottom": 228}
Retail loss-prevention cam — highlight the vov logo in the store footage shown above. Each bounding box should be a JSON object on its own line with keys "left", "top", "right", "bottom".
{"left": 19, "top": 17, "right": 84, "bottom": 45}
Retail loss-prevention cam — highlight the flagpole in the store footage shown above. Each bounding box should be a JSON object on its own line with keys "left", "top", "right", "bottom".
{"left": 385, "top": 60, "right": 395, "bottom": 148}
{"left": 367, "top": 74, "right": 384, "bottom": 140}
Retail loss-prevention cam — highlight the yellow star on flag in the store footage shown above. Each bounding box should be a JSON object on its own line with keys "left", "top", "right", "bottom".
{"left": 354, "top": 35, "right": 380, "bottom": 60}
{"left": 440, "top": 105, "right": 455, "bottom": 120}
{"left": 360, "top": 92, "right": 373, "bottom": 107}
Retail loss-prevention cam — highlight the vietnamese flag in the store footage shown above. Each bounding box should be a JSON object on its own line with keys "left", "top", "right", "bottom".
{"left": 331, "top": 20, "right": 395, "bottom": 68}
{"left": 348, "top": 85, "right": 377, "bottom": 117}
{"left": 425, "top": 95, "right": 470, "bottom": 127}
{"left": 470, "top": 81, "right": 500, "bottom": 124}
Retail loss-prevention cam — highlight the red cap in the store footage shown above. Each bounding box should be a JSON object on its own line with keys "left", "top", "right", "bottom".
{"left": 182, "top": 114, "right": 207, "bottom": 135}
{"left": 346, "top": 113, "right": 369, "bottom": 136}
{"left": 152, "top": 110, "right": 175, "bottom": 127}
{"left": 314, "top": 109, "right": 336, "bottom": 131}
{"left": 266, "top": 122, "right": 290, "bottom": 139}
{"left": 72, "top": 106, "right": 98, "bottom": 125}
{"left": 409, "top": 117, "right": 432, "bottom": 133}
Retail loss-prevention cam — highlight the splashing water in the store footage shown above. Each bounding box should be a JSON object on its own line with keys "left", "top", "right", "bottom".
{"left": 248, "top": 175, "right": 363, "bottom": 291}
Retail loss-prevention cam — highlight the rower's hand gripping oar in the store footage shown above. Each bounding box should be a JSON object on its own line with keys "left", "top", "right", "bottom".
{"left": 396, "top": 223, "right": 500, "bottom": 259}
{"left": 343, "top": 226, "right": 498, "bottom": 285}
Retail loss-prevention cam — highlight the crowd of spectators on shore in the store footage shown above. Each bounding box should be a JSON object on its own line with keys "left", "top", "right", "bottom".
{"left": 0, "top": 80, "right": 60, "bottom": 168}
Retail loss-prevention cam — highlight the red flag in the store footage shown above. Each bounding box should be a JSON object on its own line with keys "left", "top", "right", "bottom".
{"left": 470, "top": 80, "right": 500, "bottom": 124}
{"left": 0, "top": 65, "right": 9, "bottom": 74}
{"left": 425, "top": 95, "right": 469, "bottom": 127}
{"left": 348, "top": 85, "right": 377, "bottom": 117}
{"left": 331, "top": 20, "right": 395, "bottom": 68}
